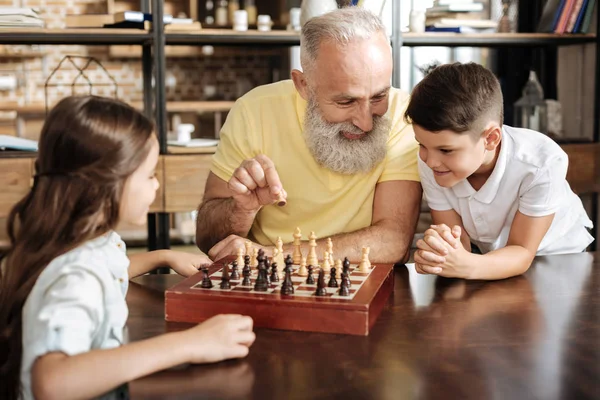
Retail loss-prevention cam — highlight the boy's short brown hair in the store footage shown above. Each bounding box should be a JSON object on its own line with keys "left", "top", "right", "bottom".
{"left": 404, "top": 62, "right": 504, "bottom": 133}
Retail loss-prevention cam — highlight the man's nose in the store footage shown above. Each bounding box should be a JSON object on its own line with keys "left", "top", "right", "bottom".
{"left": 352, "top": 103, "right": 373, "bottom": 133}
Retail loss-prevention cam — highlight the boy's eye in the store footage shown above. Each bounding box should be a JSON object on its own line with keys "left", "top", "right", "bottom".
{"left": 440, "top": 149, "right": 453, "bottom": 154}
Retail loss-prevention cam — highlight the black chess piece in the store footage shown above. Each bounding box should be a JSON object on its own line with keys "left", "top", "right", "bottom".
{"left": 244, "top": 254, "right": 251, "bottom": 269}
{"left": 270, "top": 262, "right": 279, "bottom": 282}
{"left": 306, "top": 265, "right": 315, "bottom": 284}
{"left": 339, "top": 273, "right": 351, "bottom": 296}
{"left": 220, "top": 265, "right": 231, "bottom": 289}
{"left": 230, "top": 260, "right": 240, "bottom": 280}
{"left": 241, "top": 264, "right": 252, "bottom": 286}
{"left": 280, "top": 262, "right": 294, "bottom": 295}
{"left": 328, "top": 266, "right": 338, "bottom": 288}
{"left": 254, "top": 263, "right": 269, "bottom": 292}
{"left": 343, "top": 257, "right": 351, "bottom": 275}
{"left": 315, "top": 269, "right": 327, "bottom": 296}
{"left": 264, "top": 258, "right": 271, "bottom": 284}
{"left": 200, "top": 267, "right": 213, "bottom": 288}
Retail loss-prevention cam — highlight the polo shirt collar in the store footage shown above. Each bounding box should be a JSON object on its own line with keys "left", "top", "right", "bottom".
{"left": 452, "top": 126, "right": 509, "bottom": 204}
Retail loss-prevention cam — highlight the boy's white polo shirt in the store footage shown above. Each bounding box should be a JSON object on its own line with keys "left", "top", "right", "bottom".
{"left": 419, "top": 125, "right": 594, "bottom": 255}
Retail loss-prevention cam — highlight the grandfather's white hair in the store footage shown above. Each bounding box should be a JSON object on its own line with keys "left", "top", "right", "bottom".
{"left": 300, "top": 7, "right": 387, "bottom": 75}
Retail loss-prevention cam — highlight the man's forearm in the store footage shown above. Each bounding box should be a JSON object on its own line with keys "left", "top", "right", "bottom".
{"left": 282, "top": 223, "right": 413, "bottom": 265}
{"left": 196, "top": 198, "right": 258, "bottom": 253}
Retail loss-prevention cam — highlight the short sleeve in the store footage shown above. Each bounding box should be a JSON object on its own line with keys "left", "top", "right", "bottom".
{"left": 211, "top": 99, "right": 259, "bottom": 182}
{"left": 26, "top": 269, "right": 104, "bottom": 359}
{"left": 519, "top": 154, "right": 568, "bottom": 217}
{"left": 418, "top": 156, "right": 453, "bottom": 211}
{"left": 378, "top": 91, "right": 420, "bottom": 183}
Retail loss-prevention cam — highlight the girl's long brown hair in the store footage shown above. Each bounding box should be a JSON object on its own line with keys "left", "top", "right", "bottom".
{"left": 0, "top": 95, "right": 154, "bottom": 400}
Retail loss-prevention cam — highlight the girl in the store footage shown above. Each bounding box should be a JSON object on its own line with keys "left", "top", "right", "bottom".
{"left": 0, "top": 95, "right": 255, "bottom": 400}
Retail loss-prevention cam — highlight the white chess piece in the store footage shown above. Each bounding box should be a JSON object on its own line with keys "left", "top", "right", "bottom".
{"left": 359, "top": 246, "right": 371, "bottom": 273}
{"left": 335, "top": 259, "right": 342, "bottom": 279}
{"left": 297, "top": 256, "right": 308, "bottom": 276}
{"left": 322, "top": 250, "right": 330, "bottom": 272}
{"left": 236, "top": 247, "right": 244, "bottom": 266}
{"left": 293, "top": 227, "right": 303, "bottom": 264}
{"left": 307, "top": 231, "right": 318, "bottom": 267}
{"left": 244, "top": 240, "right": 252, "bottom": 258}
{"left": 250, "top": 247, "right": 258, "bottom": 268}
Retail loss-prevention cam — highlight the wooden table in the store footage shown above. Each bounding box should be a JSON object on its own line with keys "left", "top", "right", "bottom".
{"left": 122, "top": 252, "right": 600, "bottom": 400}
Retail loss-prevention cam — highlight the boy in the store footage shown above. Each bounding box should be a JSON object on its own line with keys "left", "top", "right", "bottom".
{"left": 406, "top": 62, "right": 593, "bottom": 280}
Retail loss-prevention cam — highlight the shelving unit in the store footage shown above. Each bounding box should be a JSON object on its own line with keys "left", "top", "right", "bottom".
{"left": 1, "top": 0, "right": 599, "bottom": 255}
{"left": 391, "top": 1, "right": 600, "bottom": 250}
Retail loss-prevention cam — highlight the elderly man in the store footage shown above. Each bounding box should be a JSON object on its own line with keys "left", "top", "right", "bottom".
{"left": 196, "top": 7, "right": 421, "bottom": 263}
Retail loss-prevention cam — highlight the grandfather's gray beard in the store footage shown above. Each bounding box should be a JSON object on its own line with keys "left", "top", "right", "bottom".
{"left": 303, "top": 98, "right": 390, "bottom": 175}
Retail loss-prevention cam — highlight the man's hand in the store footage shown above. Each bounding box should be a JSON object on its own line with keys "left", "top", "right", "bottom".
{"left": 229, "top": 154, "right": 287, "bottom": 212}
{"left": 209, "top": 235, "right": 268, "bottom": 261}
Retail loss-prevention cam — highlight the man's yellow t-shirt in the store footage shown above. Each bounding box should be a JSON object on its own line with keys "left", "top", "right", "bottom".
{"left": 211, "top": 80, "right": 419, "bottom": 246}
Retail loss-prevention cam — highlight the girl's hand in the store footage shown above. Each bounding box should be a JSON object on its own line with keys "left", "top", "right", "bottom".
{"left": 164, "top": 251, "right": 212, "bottom": 277}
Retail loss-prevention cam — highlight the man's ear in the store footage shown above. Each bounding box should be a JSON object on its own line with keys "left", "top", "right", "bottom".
{"left": 483, "top": 125, "right": 502, "bottom": 150}
{"left": 291, "top": 69, "right": 310, "bottom": 101}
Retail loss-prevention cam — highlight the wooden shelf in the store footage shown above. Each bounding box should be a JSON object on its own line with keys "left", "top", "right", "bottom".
{"left": 166, "top": 29, "right": 301, "bottom": 46}
{"left": 0, "top": 28, "right": 151, "bottom": 45}
{"left": 0, "top": 101, "right": 234, "bottom": 115}
{"left": 400, "top": 33, "right": 597, "bottom": 47}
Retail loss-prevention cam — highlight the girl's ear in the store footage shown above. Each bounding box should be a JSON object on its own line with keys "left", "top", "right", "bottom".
{"left": 483, "top": 125, "right": 502, "bottom": 150}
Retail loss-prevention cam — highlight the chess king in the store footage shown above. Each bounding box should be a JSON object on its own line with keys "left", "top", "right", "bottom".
{"left": 195, "top": 7, "right": 421, "bottom": 264}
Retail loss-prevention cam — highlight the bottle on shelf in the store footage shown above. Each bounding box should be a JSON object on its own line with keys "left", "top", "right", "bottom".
{"left": 205, "top": 0, "right": 215, "bottom": 25}
{"left": 216, "top": 0, "right": 228, "bottom": 26}
{"left": 245, "top": 0, "right": 257, "bottom": 25}
{"left": 228, "top": 0, "right": 240, "bottom": 27}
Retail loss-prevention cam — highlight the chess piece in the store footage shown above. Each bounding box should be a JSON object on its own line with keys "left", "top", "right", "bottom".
{"left": 280, "top": 261, "right": 294, "bottom": 295}
{"left": 241, "top": 262, "right": 252, "bottom": 286}
{"left": 270, "top": 262, "right": 279, "bottom": 282}
{"left": 321, "top": 250, "right": 330, "bottom": 272}
{"left": 297, "top": 256, "right": 308, "bottom": 276}
{"left": 334, "top": 259, "right": 342, "bottom": 280}
{"left": 220, "top": 265, "right": 231, "bottom": 289}
{"left": 293, "top": 226, "right": 303, "bottom": 264}
{"left": 264, "top": 258, "right": 271, "bottom": 285}
{"left": 343, "top": 257, "right": 350, "bottom": 275}
{"left": 236, "top": 247, "right": 244, "bottom": 267}
{"left": 359, "top": 246, "right": 371, "bottom": 273}
{"left": 339, "top": 273, "right": 351, "bottom": 296}
{"left": 244, "top": 254, "right": 251, "bottom": 270}
{"left": 244, "top": 240, "right": 252, "bottom": 259}
{"left": 315, "top": 269, "right": 327, "bottom": 296}
{"left": 274, "top": 236, "right": 285, "bottom": 270}
{"left": 328, "top": 266, "right": 338, "bottom": 288}
{"left": 326, "top": 238, "right": 334, "bottom": 265}
{"left": 254, "top": 261, "right": 269, "bottom": 292}
{"left": 306, "top": 265, "right": 315, "bottom": 284}
{"left": 230, "top": 260, "right": 240, "bottom": 280}
{"left": 307, "top": 231, "right": 318, "bottom": 267}
{"left": 200, "top": 267, "right": 213, "bottom": 288}
{"left": 251, "top": 248, "right": 259, "bottom": 268}
{"left": 285, "top": 254, "right": 293, "bottom": 273}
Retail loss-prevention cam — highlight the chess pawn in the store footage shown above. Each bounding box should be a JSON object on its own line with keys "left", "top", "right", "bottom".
{"left": 321, "top": 250, "right": 330, "bottom": 273}
{"left": 359, "top": 246, "right": 371, "bottom": 273}
{"left": 275, "top": 236, "right": 285, "bottom": 270}
{"left": 230, "top": 260, "right": 240, "bottom": 280}
{"left": 200, "top": 268, "right": 213, "bottom": 288}
{"left": 293, "top": 226, "right": 303, "bottom": 264}
{"left": 328, "top": 266, "right": 338, "bottom": 288}
{"left": 343, "top": 257, "right": 351, "bottom": 275}
{"left": 306, "top": 265, "right": 315, "bottom": 284}
{"left": 280, "top": 262, "right": 295, "bottom": 295}
{"left": 335, "top": 259, "right": 342, "bottom": 280}
{"left": 314, "top": 269, "right": 327, "bottom": 296}
{"left": 307, "top": 231, "right": 319, "bottom": 267}
{"left": 270, "top": 262, "right": 279, "bottom": 282}
{"left": 236, "top": 247, "right": 244, "bottom": 266}
{"left": 241, "top": 263, "right": 252, "bottom": 286}
{"left": 220, "top": 265, "right": 231, "bottom": 289}
{"left": 339, "top": 273, "right": 351, "bottom": 296}
{"left": 297, "top": 256, "right": 308, "bottom": 276}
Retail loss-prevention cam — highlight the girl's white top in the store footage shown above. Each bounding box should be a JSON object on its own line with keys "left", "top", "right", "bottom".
{"left": 20, "top": 231, "right": 130, "bottom": 400}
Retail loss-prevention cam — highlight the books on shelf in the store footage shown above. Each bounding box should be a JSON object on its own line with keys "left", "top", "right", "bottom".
{"left": 0, "top": 7, "right": 44, "bottom": 28}
{"left": 537, "top": 0, "right": 597, "bottom": 33}
{"left": 167, "top": 138, "right": 219, "bottom": 148}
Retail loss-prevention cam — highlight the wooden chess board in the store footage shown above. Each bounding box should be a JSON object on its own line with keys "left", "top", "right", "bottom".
{"left": 165, "top": 255, "right": 394, "bottom": 336}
